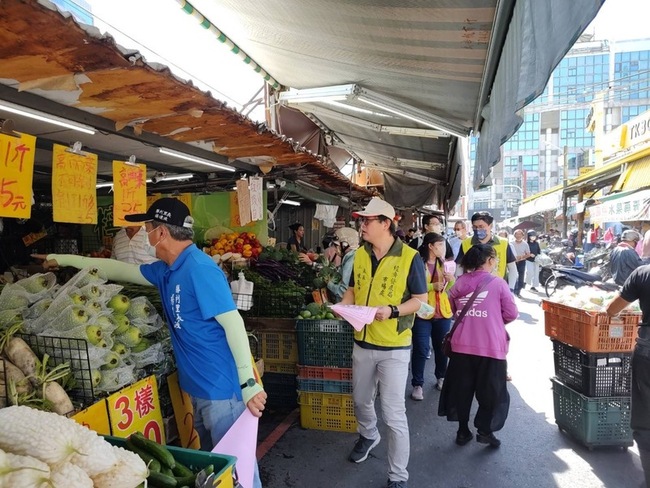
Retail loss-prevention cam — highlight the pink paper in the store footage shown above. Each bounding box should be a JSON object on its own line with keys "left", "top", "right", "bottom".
{"left": 443, "top": 261, "right": 456, "bottom": 276}
{"left": 213, "top": 409, "right": 259, "bottom": 488}
{"left": 330, "top": 304, "right": 378, "bottom": 331}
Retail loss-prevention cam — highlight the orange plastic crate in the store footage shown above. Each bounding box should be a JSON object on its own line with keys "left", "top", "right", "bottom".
{"left": 542, "top": 300, "right": 639, "bottom": 352}
{"left": 297, "top": 365, "right": 353, "bottom": 381}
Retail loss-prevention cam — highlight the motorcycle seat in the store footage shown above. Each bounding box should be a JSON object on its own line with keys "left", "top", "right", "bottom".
{"left": 557, "top": 267, "right": 601, "bottom": 282}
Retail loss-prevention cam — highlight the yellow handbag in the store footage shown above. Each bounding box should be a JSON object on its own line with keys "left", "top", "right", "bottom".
{"left": 436, "top": 290, "right": 453, "bottom": 319}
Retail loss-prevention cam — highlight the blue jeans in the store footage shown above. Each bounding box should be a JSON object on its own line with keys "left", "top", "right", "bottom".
{"left": 411, "top": 317, "right": 452, "bottom": 387}
{"left": 191, "top": 395, "right": 262, "bottom": 488}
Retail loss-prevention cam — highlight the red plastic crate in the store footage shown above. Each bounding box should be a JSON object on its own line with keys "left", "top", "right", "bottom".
{"left": 542, "top": 301, "right": 639, "bottom": 352}
{"left": 297, "top": 365, "right": 353, "bottom": 381}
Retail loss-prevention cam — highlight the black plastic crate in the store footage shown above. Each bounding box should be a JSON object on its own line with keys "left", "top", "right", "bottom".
{"left": 296, "top": 320, "right": 353, "bottom": 368}
{"left": 552, "top": 340, "right": 632, "bottom": 397}
{"left": 263, "top": 372, "right": 297, "bottom": 409}
{"left": 241, "top": 289, "right": 306, "bottom": 318}
{"left": 0, "top": 358, "right": 6, "bottom": 408}
{"left": 17, "top": 333, "right": 95, "bottom": 406}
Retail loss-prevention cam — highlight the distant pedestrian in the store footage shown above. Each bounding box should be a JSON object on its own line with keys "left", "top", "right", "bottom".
{"left": 511, "top": 229, "right": 531, "bottom": 297}
{"left": 525, "top": 230, "right": 541, "bottom": 292}
{"left": 439, "top": 244, "right": 518, "bottom": 448}
{"left": 610, "top": 230, "right": 643, "bottom": 286}
{"left": 448, "top": 221, "right": 469, "bottom": 259}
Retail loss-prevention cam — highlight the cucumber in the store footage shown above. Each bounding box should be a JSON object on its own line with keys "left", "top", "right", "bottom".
{"left": 161, "top": 466, "right": 173, "bottom": 477}
{"left": 125, "top": 439, "right": 161, "bottom": 472}
{"left": 174, "top": 475, "right": 196, "bottom": 487}
{"left": 147, "top": 471, "right": 177, "bottom": 488}
{"left": 131, "top": 432, "right": 176, "bottom": 469}
{"left": 172, "top": 462, "right": 194, "bottom": 478}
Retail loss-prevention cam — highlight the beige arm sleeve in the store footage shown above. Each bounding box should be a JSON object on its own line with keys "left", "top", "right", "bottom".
{"left": 47, "top": 254, "right": 152, "bottom": 286}
{"left": 215, "top": 310, "right": 264, "bottom": 404}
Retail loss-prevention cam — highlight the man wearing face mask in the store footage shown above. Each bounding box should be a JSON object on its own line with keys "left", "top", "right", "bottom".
{"left": 448, "top": 221, "right": 469, "bottom": 259}
{"left": 32, "top": 198, "right": 267, "bottom": 488}
{"left": 409, "top": 214, "right": 454, "bottom": 260}
{"left": 455, "top": 212, "right": 517, "bottom": 281}
{"left": 111, "top": 225, "right": 158, "bottom": 264}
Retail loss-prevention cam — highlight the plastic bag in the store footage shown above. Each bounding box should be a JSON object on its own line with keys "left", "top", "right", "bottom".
{"left": 231, "top": 272, "right": 254, "bottom": 311}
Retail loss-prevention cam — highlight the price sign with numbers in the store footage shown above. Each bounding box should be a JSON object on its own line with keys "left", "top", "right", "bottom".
{"left": 72, "top": 399, "right": 111, "bottom": 435}
{"left": 52, "top": 144, "right": 98, "bottom": 224}
{"left": 0, "top": 132, "right": 36, "bottom": 219}
{"left": 167, "top": 372, "right": 201, "bottom": 449}
{"left": 107, "top": 375, "right": 165, "bottom": 443}
{"left": 112, "top": 160, "right": 147, "bottom": 227}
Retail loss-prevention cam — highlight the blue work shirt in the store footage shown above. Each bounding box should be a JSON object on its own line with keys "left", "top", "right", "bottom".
{"left": 140, "top": 244, "right": 240, "bottom": 401}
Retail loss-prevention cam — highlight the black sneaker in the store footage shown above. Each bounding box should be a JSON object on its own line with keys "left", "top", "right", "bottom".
{"left": 456, "top": 430, "right": 473, "bottom": 446}
{"left": 348, "top": 434, "right": 381, "bottom": 463}
{"left": 530, "top": 287, "right": 538, "bottom": 292}
{"left": 477, "top": 431, "right": 501, "bottom": 448}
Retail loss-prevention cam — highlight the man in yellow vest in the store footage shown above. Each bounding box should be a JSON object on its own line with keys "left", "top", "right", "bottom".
{"left": 340, "top": 197, "right": 428, "bottom": 488}
{"left": 455, "top": 211, "right": 517, "bottom": 282}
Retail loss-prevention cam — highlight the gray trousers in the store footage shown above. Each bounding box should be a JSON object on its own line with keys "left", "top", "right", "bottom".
{"left": 352, "top": 343, "right": 411, "bottom": 482}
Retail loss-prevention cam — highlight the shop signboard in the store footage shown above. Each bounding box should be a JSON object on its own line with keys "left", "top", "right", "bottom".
{"left": 51, "top": 143, "right": 98, "bottom": 224}
{"left": 588, "top": 189, "right": 650, "bottom": 223}
{"left": 107, "top": 375, "right": 165, "bottom": 443}
{"left": 72, "top": 399, "right": 111, "bottom": 435}
{"left": 112, "top": 160, "right": 147, "bottom": 227}
{"left": 0, "top": 132, "right": 36, "bottom": 219}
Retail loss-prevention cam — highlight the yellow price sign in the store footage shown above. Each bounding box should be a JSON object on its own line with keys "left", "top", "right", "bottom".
{"left": 72, "top": 399, "right": 111, "bottom": 435}
{"left": 112, "top": 160, "right": 148, "bottom": 227}
{"left": 52, "top": 144, "right": 98, "bottom": 224}
{"left": 167, "top": 372, "right": 201, "bottom": 449}
{"left": 0, "top": 132, "right": 36, "bottom": 219}
{"left": 107, "top": 375, "right": 165, "bottom": 443}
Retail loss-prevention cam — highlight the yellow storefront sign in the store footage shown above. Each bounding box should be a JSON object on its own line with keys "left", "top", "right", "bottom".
{"left": 112, "top": 160, "right": 147, "bottom": 227}
{"left": 0, "top": 132, "right": 36, "bottom": 219}
{"left": 52, "top": 144, "right": 98, "bottom": 224}
{"left": 72, "top": 399, "right": 111, "bottom": 435}
{"left": 107, "top": 375, "right": 165, "bottom": 443}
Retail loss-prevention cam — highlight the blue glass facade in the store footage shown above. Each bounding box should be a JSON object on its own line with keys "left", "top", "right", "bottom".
{"left": 614, "top": 50, "right": 650, "bottom": 101}
{"left": 503, "top": 114, "right": 540, "bottom": 151}
{"left": 554, "top": 54, "right": 609, "bottom": 104}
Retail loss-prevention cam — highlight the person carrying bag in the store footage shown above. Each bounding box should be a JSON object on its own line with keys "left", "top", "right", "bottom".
{"left": 438, "top": 244, "right": 518, "bottom": 449}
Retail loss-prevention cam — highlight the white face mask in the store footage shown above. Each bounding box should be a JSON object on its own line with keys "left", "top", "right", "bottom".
{"left": 455, "top": 230, "right": 463, "bottom": 237}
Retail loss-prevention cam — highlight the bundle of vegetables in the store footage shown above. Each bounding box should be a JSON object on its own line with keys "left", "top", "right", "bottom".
{"left": 0, "top": 405, "right": 147, "bottom": 487}
{"left": 548, "top": 285, "right": 641, "bottom": 312}
{"left": 297, "top": 302, "right": 336, "bottom": 320}
{"left": 241, "top": 269, "right": 307, "bottom": 318}
{"left": 0, "top": 324, "right": 74, "bottom": 415}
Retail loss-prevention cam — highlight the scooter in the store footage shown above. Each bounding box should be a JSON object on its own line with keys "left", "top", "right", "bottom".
{"left": 544, "top": 261, "right": 618, "bottom": 297}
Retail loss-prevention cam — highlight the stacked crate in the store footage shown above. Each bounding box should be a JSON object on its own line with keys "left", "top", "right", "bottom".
{"left": 542, "top": 300, "right": 639, "bottom": 449}
{"left": 247, "top": 318, "right": 299, "bottom": 410}
{"left": 295, "top": 319, "right": 356, "bottom": 433}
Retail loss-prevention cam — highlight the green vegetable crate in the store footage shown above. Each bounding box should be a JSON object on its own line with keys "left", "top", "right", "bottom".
{"left": 551, "top": 378, "right": 633, "bottom": 450}
{"left": 105, "top": 436, "right": 237, "bottom": 487}
{"left": 296, "top": 319, "right": 353, "bottom": 368}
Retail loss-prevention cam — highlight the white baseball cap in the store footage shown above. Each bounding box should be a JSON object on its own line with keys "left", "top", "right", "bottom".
{"left": 352, "top": 197, "right": 396, "bottom": 220}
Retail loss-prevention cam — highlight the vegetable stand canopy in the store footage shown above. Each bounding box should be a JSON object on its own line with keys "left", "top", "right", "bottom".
{"left": 0, "top": 0, "right": 603, "bottom": 210}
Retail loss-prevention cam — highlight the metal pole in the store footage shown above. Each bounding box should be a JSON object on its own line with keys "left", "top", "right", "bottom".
{"left": 562, "top": 145, "right": 569, "bottom": 238}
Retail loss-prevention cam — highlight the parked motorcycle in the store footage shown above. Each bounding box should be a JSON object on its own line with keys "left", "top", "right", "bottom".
{"left": 544, "top": 260, "right": 617, "bottom": 297}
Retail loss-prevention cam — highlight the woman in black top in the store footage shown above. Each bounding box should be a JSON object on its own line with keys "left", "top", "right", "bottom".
{"left": 287, "top": 222, "right": 308, "bottom": 253}
{"left": 525, "top": 230, "right": 542, "bottom": 292}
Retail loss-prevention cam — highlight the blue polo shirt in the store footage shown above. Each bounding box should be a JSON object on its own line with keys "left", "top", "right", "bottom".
{"left": 140, "top": 244, "right": 240, "bottom": 401}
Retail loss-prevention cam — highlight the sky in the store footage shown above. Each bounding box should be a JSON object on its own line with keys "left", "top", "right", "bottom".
{"left": 73, "top": 0, "right": 649, "bottom": 125}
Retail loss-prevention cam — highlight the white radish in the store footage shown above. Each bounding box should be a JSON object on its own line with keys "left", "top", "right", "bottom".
{"left": 43, "top": 381, "right": 74, "bottom": 415}
{"left": 4, "top": 337, "right": 39, "bottom": 379}
{"left": 3, "top": 360, "right": 33, "bottom": 397}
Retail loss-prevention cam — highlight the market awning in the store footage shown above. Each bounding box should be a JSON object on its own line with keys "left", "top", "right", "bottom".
{"left": 588, "top": 189, "right": 650, "bottom": 223}
{"left": 611, "top": 155, "right": 650, "bottom": 192}
{"left": 0, "top": 0, "right": 374, "bottom": 203}
{"left": 184, "top": 0, "right": 603, "bottom": 206}
{"left": 517, "top": 186, "right": 563, "bottom": 218}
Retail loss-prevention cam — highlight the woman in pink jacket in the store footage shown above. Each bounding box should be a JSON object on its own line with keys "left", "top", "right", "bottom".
{"left": 438, "top": 244, "right": 518, "bottom": 448}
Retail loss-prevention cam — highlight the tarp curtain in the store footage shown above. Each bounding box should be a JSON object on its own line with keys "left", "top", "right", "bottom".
{"left": 474, "top": 0, "right": 604, "bottom": 189}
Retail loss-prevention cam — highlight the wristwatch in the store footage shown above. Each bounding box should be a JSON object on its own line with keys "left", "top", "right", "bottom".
{"left": 389, "top": 305, "right": 400, "bottom": 319}
{"left": 240, "top": 378, "right": 256, "bottom": 389}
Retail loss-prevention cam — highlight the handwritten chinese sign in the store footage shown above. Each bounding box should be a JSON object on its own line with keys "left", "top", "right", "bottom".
{"left": 0, "top": 132, "right": 35, "bottom": 219}
{"left": 52, "top": 144, "right": 97, "bottom": 224}
{"left": 113, "top": 160, "right": 147, "bottom": 227}
{"left": 107, "top": 375, "right": 165, "bottom": 443}
{"left": 72, "top": 399, "right": 111, "bottom": 435}
{"left": 167, "top": 372, "right": 201, "bottom": 449}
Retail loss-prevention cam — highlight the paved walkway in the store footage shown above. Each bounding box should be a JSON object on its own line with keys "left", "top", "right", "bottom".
{"left": 258, "top": 290, "right": 645, "bottom": 488}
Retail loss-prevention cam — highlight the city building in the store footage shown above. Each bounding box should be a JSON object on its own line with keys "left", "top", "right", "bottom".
{"left": 464, "top": 35, "right": 650, "bottom": 222}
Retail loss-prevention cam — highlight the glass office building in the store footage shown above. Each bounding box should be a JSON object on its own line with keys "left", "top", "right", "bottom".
{"left": 466, "top": 37, "right": 650, "bottom": 220}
